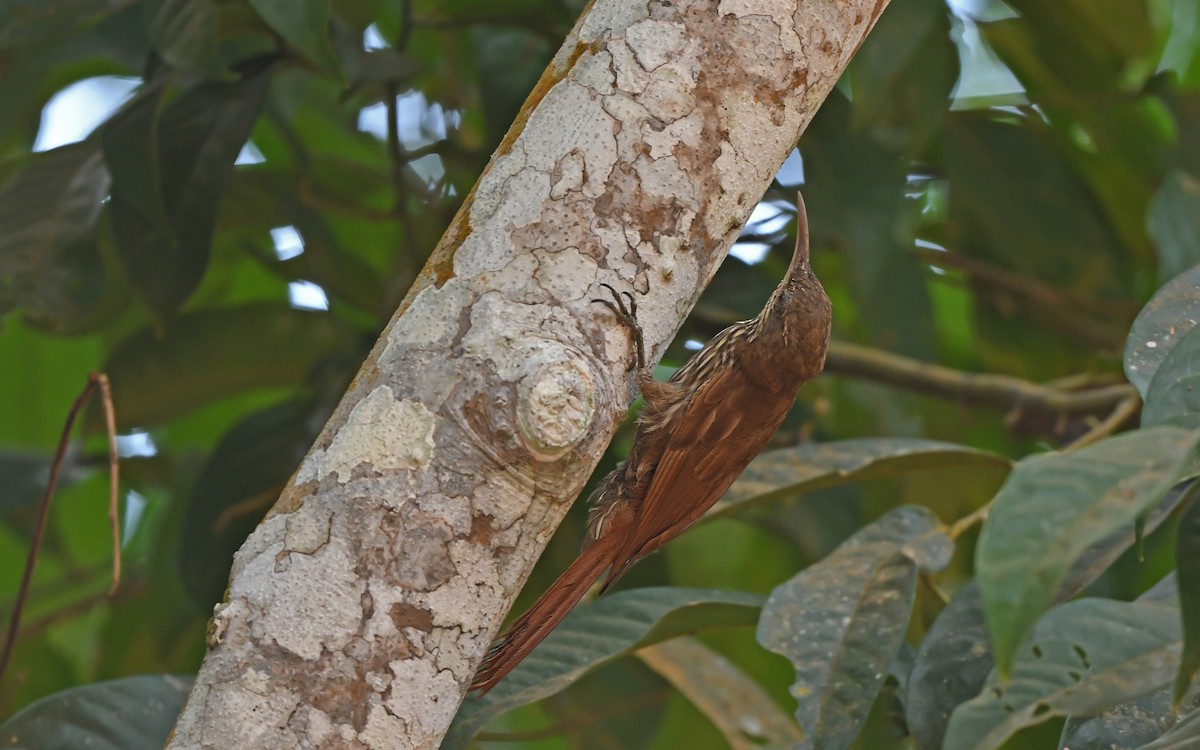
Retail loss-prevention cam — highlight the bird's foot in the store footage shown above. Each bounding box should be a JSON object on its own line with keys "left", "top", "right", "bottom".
{"left": 592, "top": 283, "right": 646, "bottom": 372}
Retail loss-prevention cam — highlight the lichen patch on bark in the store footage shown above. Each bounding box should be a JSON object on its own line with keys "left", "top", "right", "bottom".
{"left": 319, "top": 387, "right": 437, "bottom": 483}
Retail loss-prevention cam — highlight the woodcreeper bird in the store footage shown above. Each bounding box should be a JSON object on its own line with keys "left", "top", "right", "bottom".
{"left": 470, "top": 193, "right": 832, "bottom": 693}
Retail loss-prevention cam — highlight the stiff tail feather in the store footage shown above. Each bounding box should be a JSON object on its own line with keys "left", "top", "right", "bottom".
{"left": 470, "top": 534, "right": 617, "bottom": 694}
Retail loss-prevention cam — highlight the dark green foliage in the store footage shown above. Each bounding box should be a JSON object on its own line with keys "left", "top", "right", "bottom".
{"left": 4, "top": 1, "right": 1200, "bottom": 748}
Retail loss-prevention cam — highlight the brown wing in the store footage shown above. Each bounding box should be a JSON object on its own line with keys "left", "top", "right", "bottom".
{"left": 599, "top": 365, "right": 791, "bottom": 591}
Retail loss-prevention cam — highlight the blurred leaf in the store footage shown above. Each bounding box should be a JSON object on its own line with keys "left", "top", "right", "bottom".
{"left": 694, "top": 254, "right": 781, "bottom": 325}
{"left": 413, "top": 0, "right": 572, "bottom": 37}
{"left": 638, "top": 637, "right": 804, "bottom": 750}
{"left": 144, "top": 0, "right": 231, "bottom": 79}
{"left": 943, "top": 598, "right": 1181, "bottom": 750}
{"left": 444, "top": 588, "right": 763, "bottom": 749}
{"left": 944, "top": 113, "right": 1126, "bottom": 302}
{"left": 0, "top": 674, "right": 191, "bottom": 749}
{"left": 103, "top": 302, "right": 351, "bottom": 428}
{"left": 850, "top": 0, "right": 958, "bottom": 154}
{"left": 757, "top": 506, "right": 951, "bottom": 750}
{"left": 1176, "top": 487, "right": 1200, "bottom": 701}
{"left": 0, "top": 0, "right": 131, "bottom": 51}
{"left": 977, "top": 427, "right": 1200, "bottom": 679}
{"left": 180, "top": 397, "right": 327, "bottom": 607}
{"left": 986, "top": 0, "right": 1155, "bottom": 94}
{"left": 1126, "top": 261, "right": 1200, "bottom": 397}
{"left": 0, "top": 141, "right": 111, "bottom": 329}
{"left": 803, "top": 93, "right": 937, "bottom": 358}
{"left": 246, "top": 0, "right": 340, "bottom": 77}
{"left": 710, "top": 438, "right": 1010, "bottom": 521}
{"left": 102, "top": 65, "right": 270, "bottom": 321}
{"left": 0, "top": 449, "right": 87, "bottom": 513}
{"left": 1144, "top": 323, "right": 1200, "bottom": 429}
{"left": 1148, "top": 170, "right": 1200, "bottom": 285}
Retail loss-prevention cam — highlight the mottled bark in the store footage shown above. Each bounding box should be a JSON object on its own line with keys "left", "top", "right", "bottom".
{"left": 166, "top": 1, "right": 890, "bottom": 748}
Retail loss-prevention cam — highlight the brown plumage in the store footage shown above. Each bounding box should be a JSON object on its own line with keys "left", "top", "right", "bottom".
{"left": 470, "top": 193, "right": 832, "bottom": 694}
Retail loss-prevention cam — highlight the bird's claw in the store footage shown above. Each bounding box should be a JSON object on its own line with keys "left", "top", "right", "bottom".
{"left": 592, "top": 283, "right": 646, "bottom": 372}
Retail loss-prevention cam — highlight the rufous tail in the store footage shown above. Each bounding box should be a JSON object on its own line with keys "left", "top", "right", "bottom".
{"left": 470, "top": 533, "right": 618, "bottom": 694}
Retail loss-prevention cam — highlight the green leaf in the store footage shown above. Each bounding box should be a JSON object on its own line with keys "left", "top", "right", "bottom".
{"left": 1125, "top": 260, "right": 1200, "bottom": 398}
{"left": 638, "top": 637, "right": 805, "bottom": 750}
{"left": 803, "top": 93, "right": 937, "bottom": 359}
{"left": 1176, "top": 485, "right": 1200, "bottom": 701}
{"left": 906, "top": 583, "right": 992, "bottom": 750}
{"left": 0, "top": 141, "right": 112, "bottom": 329}
{"left": 412, "top": 0, "right": 573, "bottom": 37}
{"left": 944, "top": 113, "right": 1127, "bottom": 304}
{"left": 1058, "top": 688, "right": 1176, "bottom": 750}
{"left": 1144, "top": 324, "right": 1200, "bottom": 429}
{"left": 102, "top": 67, "right": 270, "bottom": 321}
{"left": 710, "top": 438, "right": 1010, "bottom": 521}
{"left": 1141, "top": 703, "right": 1200, "bottom": 749}
{"left": 179, "top": 397, "right": 328, "bottom": 607}
{"left": 986, "top": 0, "right": 1155, "bottom": 94}
{"left": 908, "top": 486, "right": 1193, "bottom": 750}
{"left": 1148, "top": 170, "right": 1200, "bottom": 286}
{"left": 850, "top": 0, "right": 958, "bottom": 153}
{"left": 144, "top": 0, "right": 232, "bottom": 79}
{"left": 247, "top": 0, "right": 341, "bottom": 77}
{"left": 757, "top": 506, "right": 952, "bottom": 750}
{"left": 444, "top": 588, "right": 763, "bottom": 749}
{"left": 102, "top": 303, "right": 352, "bottom": 428}
{"left": 977, "top": 427, "right": 1200, "bottom": 679}
{"left": 0, "top": 0, "right": 126, "bottom": 51}
{"left": 0, "top": 674, "right": 191, "bottom": 750}
{"left": 943, "top": 598, "right": 1181, "bottom": 750}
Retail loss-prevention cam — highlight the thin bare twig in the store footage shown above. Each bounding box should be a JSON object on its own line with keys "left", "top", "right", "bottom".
{"left": 910, "top": 246, "right": 1136, "bottom": 320}
{"left": 1064, "top": 396, "right": 1142, "bottom": 452}
{"left": 949, "top": 503, "right": 991, "bottom": 540}
{"left": 0, "top": 373, "right": 120, "bottom": 689}
{"left": 910, "top": 248, "right": 1127, "bottom": 349}
{"left": 825, "top": 341, "right": 1138, "bottom": 416}
{"left": 97, "top": 374, "right": 121, "bottom": 593}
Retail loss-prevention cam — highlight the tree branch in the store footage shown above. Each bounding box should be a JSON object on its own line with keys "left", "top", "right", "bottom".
{"left": 825, "top": 340, "right": 1137, "bottom": 416}
{"left": 166, "top": 2, "right": 897, "bottom": 747}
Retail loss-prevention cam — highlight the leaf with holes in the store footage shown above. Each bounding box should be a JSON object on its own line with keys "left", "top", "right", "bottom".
{"left": 444, "top": 588, "right": 763, "bottom": 749}
{"left": 943, "top": 598, "right": 1181, "bottom": 750}
{"left": 977, "top": 427, "right": 1200, "bottom": 679}
{"left": 757, "top": 506, "right": 952, "bottom": 750}
{"left": 908, "top": 486, "right": 1192, "bottom": 750}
